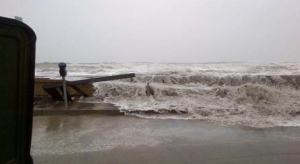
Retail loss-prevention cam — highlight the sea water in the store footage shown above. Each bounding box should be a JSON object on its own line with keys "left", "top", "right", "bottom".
{"left": 35, "top": 62, "right": 300, "bottom": 127}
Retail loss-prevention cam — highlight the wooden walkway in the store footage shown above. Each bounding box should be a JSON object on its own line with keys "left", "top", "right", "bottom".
{"left": 43, "top": 73, "right": 135, "bottom": 101}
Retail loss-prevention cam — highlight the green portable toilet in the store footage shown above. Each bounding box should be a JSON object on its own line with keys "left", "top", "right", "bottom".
{"left": 0, "top": 17, "right": 36, "bottom": 164}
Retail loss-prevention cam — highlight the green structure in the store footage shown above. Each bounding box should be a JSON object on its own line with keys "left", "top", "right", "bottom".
{"left": 0, "top": 17, "right": 36, "bottom": 164}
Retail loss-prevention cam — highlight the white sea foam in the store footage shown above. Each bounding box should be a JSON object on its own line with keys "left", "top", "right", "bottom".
{"left": 35, "top": 62, "right": 300, "bottom": 78}
{"left": 36, "top": 62, "right": 300, "bottom": 127}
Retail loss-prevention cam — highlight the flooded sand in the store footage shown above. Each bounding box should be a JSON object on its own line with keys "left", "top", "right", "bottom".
{"left": 32, "top": 115, "right": 300, "bottom": 164}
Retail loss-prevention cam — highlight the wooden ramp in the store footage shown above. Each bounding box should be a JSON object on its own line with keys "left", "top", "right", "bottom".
{"left": 43, "top": 73, "right": 135, "bottom": 101}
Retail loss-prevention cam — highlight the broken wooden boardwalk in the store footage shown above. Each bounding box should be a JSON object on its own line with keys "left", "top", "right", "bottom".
{"left": 43, "top": 73, "right": 135, "bottom": 101}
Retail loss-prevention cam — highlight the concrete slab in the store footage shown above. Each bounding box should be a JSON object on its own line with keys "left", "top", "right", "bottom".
{"left": 34, "top": 102, "right": 123, "bottom": 116}
{"left": 31, "top": 115, "right": 300, "bottom": 164}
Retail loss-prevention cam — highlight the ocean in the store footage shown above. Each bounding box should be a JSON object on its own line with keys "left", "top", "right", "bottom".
{"left": 35, "top": 62, "right": 300, "bottom": 127}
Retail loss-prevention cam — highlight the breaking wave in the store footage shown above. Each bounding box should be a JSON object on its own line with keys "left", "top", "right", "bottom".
{"left": 86, "top": 74, "right": 300, "bottom": 128}
{"left": 78, "top": 72, "right": 300, "bottom": 127}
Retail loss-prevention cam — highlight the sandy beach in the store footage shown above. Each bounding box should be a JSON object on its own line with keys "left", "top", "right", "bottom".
{"left": 31, "top": 115, "right": 300, "bottom": 164}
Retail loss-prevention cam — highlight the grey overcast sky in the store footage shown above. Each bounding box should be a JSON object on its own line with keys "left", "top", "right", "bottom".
{"left": 1, "top": 0, "right": 300, "bottom": 63}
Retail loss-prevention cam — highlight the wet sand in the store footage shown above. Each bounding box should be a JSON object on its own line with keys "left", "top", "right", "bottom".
{"left": 31, "top": 115, "right": 300, "bottom": 164}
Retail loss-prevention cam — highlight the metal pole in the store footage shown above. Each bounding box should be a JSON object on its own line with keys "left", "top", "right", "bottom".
{"left": 59, "top": 62, "right": 68, "bottom": 108}
{"left": 62, "top": 76, "right": 68, "bottom": 108}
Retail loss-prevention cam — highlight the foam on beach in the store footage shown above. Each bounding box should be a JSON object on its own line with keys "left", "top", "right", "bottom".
{"left": 36, "top": 62, "right": 300, "bottom": 127}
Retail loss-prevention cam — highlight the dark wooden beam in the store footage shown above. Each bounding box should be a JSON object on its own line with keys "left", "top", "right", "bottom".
{"left": 70, "top": 85, "right": 89, "bottom": 97}
{"left": 43, "top": 88, "right": 64, "bottom": 101}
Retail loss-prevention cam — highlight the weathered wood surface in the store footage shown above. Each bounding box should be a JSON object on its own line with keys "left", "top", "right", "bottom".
{"left": 40, "top": 73, "right": 135, "bottom": 101}
{"left": 70, "top": 85, "right": 89, "bottom": 97}
{"left": 35, "top": 78, "right": 94, "bottom": 97}
{"left": 43, "top": 73, "right": 135, "bottom": 89}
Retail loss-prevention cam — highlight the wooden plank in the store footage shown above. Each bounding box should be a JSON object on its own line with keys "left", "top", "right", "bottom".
{"left": 71, "top": 85, "right": 89, "bottom": 97}
{"left": 43, "top": 88, "right": 63, "bottom": 101}
{"left": 43, "top": 73, "right": 135, "bottom": 89}
{"left": 59, "top": 87, "right": 73, "bottom": 101}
